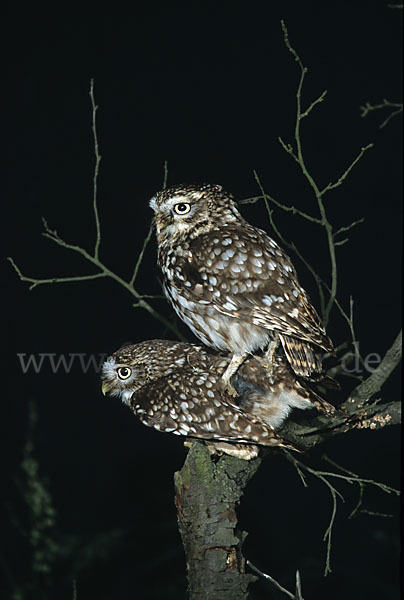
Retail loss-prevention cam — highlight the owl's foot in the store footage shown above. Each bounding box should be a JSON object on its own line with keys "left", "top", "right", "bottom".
{"left": 261, "top": 337, "right": 280, "bottom": 379}
{"left": 220, "top": 377, "right": 238, "bottom": 397}
{"left": 220, "top": 352, "right": 248, "bottom": 397}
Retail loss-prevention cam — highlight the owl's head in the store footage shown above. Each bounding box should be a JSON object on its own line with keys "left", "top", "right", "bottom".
{"left": 101, "top": 343, "right": 151, "bottom": 405}
{"left": 101, "top": 356, "right": 141, "bottom": 405}
{"left": 101, "top": 340, "right": 187, "bottom": 404}
{"left": 149, "top": 183, "right": 240, "bottom": 244}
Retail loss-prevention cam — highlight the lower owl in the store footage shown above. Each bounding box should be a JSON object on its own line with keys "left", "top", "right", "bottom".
{"left": 101, "top": 340, "right": 334, "bottom": 460}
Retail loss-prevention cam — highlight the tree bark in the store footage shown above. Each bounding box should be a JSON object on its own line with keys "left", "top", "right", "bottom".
{"left": 174, "top": 442, "right": 260, "bottom": 600}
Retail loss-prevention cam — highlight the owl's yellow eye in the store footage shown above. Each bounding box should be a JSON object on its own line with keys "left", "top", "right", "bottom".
{"left": 174, "top": 202, "right": 191, "bottom": 215}
{"left": 117, "top": 367, "right": 132, "bottom": 380}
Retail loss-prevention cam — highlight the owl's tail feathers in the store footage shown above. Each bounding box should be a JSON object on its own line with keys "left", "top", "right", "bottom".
{"left": 306, "top": 386, "right": 336, "bottom": 415}
{"left": 279, "top": 334, "right": 325, "bottom": 380}
{"left": 259, "top": 438, "right": 302, "bottom": 456}
{"left": 319, "top": 373, "right": 341, "bottom": 390}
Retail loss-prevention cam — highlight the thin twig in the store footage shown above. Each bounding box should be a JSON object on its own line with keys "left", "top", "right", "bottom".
{"left": 345, "top": 296, "right": 362, "bottom": 362}
{"left": 129, "top": 222, "right": 154, "bottom": 287}
{"left": 279, "top": 22, "right": 374, "bottom": 327}
{"left": 285, "top": 452, "right": 399, "bottom": 575}
{"left": 89, "top": 80, "right": 102, "bottom": 260}
{"left": 280, "top": 21, "right": 337, "bottom": 326}
{"left": 322, "top": 454, "right": 366, "bottom": 518}
{"left": 348, "top": 330, "right": 402, "bottom": 403}
{"left": 163, "top": 160, "right": 169, "bottom": 189}
{"left": 290, "top": 242, "right": 326, "bottom": 324}
{"left": 6, "top": 258, "right": 107, "bottom": 290}
{"left": 360, "top": 99, "right": 403, "bottom": 129}
{"left": 241, "top": 190, "right": 321, "bottom": 224}
{"left": 300, "top": 90, "right": 328, "bottom": 119}
{"left": 320, "top": 144, "right": 374, "bottom": 196}
{"left": 295, "top": 571, "right": 303, "bottom": 600}
{"left": 8, "top": 83, "right": 187, "bottom": 341}
{"left": 349, "top": 483, "right": 365, "bottom": 519}
{"left": 334, "top": 238, "right": 348, "bottom": 247}
{"left": 247, "top": 560, "right": 302, "bottom": 600}
{"left": 8, "top": 236, "right": 185, "bottom": 340}
{"left": 333, "top": 218, "right": 365, "bottom": 238}
{"left": 285, "top": 452, "right": 342, "bottom": 575}
{"left": 360, "top": 509, "right": 395, "bottom": 518}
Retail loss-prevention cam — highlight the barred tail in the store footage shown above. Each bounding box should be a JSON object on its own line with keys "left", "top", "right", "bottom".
{"left": 279, "top": 334, "right": 323, "bottom": 379}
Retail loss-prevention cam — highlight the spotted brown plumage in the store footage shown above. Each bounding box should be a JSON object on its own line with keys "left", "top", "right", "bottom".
{"left": 150, "top": 183, "right": 333, "bottom": 390}
{"left": 101, "top": 340, "right": 334, "bottom": 460}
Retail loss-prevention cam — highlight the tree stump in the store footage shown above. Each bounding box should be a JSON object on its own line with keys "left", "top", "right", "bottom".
{"left": 174, "top": 442, "right": 261, "bottom": 600}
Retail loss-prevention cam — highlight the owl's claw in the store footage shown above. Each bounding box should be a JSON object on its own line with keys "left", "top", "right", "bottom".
{"left": 220, "top": 377, "right": 238, "bottom": 398}
{"left": 219, "top": 353, "right": 247, "bottom": 397}
{"left": 261, "top": 337, "right": 280, "bottom": 380}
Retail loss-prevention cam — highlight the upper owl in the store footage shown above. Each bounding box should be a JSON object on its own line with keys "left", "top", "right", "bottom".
{"left": 149, "top": 183, "right": 333, "bottom": 383}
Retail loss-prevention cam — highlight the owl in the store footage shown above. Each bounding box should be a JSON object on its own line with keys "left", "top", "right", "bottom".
{"left": 101, "top": 340, "right": 334, "bottom": 460}
{"left": 150, "top": 183, "right": 333, "bottom": 394}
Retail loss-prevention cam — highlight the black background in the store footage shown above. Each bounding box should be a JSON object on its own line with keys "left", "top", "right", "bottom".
{"left": 4, "top": 1, "right": 401, "bottom": 599}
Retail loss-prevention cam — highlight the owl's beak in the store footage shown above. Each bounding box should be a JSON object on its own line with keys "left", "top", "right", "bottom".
{"left": 102, "top": 381, "right": 112, "bottom": 396}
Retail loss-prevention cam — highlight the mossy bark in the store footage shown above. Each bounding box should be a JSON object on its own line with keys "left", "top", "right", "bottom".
{"left": 174, "top": 442, "right": 260, "bottom": 600}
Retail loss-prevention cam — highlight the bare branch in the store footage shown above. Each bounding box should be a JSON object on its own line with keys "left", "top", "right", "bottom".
{"left": 8, "top": 227, "right": 186, "bottom": 341}
{"left": 89, "top": 80, "right": 102, "bottom": 260}
{"left": 7, "top": 84, "right": 187, "bottom": 342}
{"left": 360, "top": 99, "right": 403, "bottom": 128}
{"left": 244, "top": 178, "right": 322, "bottom": 224}
{"left": 295, "top": 571, "right": 303, "bottom": 600}
{"left": 277, "top": 23, "right": 375, "bottom": 328}
{"left": 333, "top": 218, "right": 365, "bottom": 238}
{"left": 300, "top": 89, "right": 328, "bottom": 119}
{"left": 285, "top": 452, "right": 399, "bottom": 575}
{"left": 334, "top": 238, "right": 348, "bottom": 247}
{"left": 285, "top": 399, "right": 401, "bottom": 451}
{"left": 320, "top": 144, "right": 374, "bottom": 196}
{"left": 322, "top": 455, "right": 365, "bottom": 519}
{"left": 280, "top": 21, "right": 338, "bottom": 325}
{"left": 278, "top": 135, "right": 300, "bottom": 164}
{"left": 7, "top": 257, "right": 107, "bottom": 290}
{"left": 285, "top": 452, "right": 342, "bottom": 575}
{"left": 129, "top": 221, "right": 154, "bottom": 287}
{"left": 247, "top": 560, "right": 303, "bottom": 600}
{"left": 359, "top": 509, "right": 395, "bottom": 518}
{"left": 348, "top": 330, "right": 402, "bottom": 405}
{"left": 162, "top": 160, "right": 169, "bottom": 189}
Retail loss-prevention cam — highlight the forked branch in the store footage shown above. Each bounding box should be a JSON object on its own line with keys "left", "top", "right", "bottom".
{"left": 8, "top": 83, "right": 185, "bottom": 341}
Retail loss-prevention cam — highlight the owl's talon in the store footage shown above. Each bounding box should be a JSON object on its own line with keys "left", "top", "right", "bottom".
{"left": 256, "top": 356, "right": 272, "bottom": 376}
{"left": 262, "top": 338, "right": 280, "bottom": 380}
{"left": 221, "top": 378, "right": 238, "bottom": 397}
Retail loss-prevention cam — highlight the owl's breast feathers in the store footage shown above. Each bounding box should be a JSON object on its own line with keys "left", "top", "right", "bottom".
{"left": 160, "top": 224, "right": 332, "bottom": 353}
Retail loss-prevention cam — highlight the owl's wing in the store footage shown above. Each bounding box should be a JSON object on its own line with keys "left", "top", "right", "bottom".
{"left": 179, "top": 226, "right": 332, "bottom": 351}
{"left": 128, "top": 369, "right": 286, "bottom": 448}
